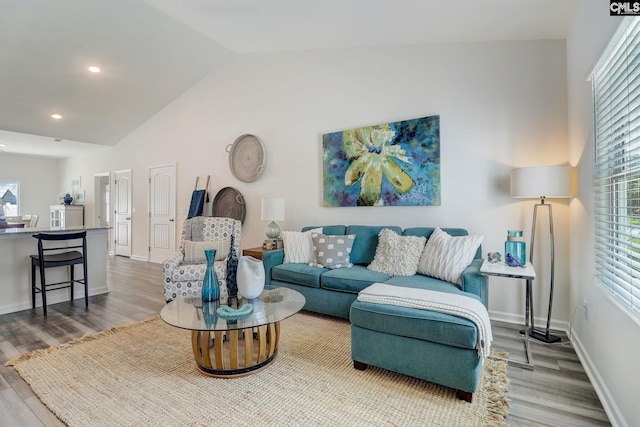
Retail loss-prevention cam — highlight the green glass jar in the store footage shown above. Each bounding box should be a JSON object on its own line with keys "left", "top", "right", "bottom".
{"left": 505, "top": 230, "right": 526, "bottom": 266}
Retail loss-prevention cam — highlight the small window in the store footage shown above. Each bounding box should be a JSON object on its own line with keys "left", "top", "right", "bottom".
{"left": 0, "top": 181, "right": 20, "bottom": 217}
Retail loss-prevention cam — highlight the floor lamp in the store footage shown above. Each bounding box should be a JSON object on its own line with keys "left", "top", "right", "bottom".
{"left": 510, "top": 165, "right": 573, "bottom": 344}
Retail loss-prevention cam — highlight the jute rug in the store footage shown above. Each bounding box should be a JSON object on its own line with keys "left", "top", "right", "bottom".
{"left": 7, "top": 313, "right": 509, "bottom": 426}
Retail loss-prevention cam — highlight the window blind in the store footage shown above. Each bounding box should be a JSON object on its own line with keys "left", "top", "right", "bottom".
{"left": 593, "top": 17, "right": 640, "bottom": 319}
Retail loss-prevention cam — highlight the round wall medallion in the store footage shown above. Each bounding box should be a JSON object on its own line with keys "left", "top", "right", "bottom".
{"left": 211, "top": 187, "right": 246, "bottom": 224}
{"left": 226, "top": 134, "right": 266, "bottom": 183}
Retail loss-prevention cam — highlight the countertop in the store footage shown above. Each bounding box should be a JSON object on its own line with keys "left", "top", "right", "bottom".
{"left": 0, "top": 225, "right": 110, "bottom": 238}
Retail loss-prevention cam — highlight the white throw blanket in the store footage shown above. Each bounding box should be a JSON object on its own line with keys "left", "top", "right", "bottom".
{"left": 357, "top": 283, "right": 492, "bottom": 358}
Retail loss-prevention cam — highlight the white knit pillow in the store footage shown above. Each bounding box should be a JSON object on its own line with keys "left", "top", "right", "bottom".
{"left": 417, "top": 227, "right": 484, "bottom": 285}
{"left": 367, "top": 229, "right": 426, "bottom": 276}
{"left": 282, "top": 228, "right": 323, "bottom": 264}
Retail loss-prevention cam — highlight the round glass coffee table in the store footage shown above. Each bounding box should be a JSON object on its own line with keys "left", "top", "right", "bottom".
{"left": 160, "top": 287, "right": 305, "bottom": 377}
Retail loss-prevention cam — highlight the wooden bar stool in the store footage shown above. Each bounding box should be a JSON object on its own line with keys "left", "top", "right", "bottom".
{"left": 30, "top": 231, "right": 88, "bottom": 316}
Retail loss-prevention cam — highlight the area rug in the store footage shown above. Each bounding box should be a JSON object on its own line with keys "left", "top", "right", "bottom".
{"left": 7, "top": 313, "right": 509, "bottom": 426}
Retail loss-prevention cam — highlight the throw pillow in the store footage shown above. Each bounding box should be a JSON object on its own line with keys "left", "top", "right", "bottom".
{"left": 309, "top": 233, "right": 355, "bottom": 269}
{"left": 367, "top": 229, "right": 426, "bottom": 276}
{"left": 417, "top": 227, "right": 484, "bottom": 285}
{"left": 282, "top": 228, "right": 323, "bottom": 264}
{"left": 183, "top": 240, "right": 230, "bottom": 264}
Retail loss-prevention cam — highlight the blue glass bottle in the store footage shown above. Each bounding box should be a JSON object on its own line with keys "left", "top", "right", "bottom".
{"left": 202, "top": 249, "right": 220, "bottom": 302}
{"left": 505, "top": 230, "right": 526, "bottom": 266}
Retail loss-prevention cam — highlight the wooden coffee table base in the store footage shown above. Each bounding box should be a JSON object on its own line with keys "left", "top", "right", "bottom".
{"left": 191, "top": 322, "right": 281, "bottom": 377}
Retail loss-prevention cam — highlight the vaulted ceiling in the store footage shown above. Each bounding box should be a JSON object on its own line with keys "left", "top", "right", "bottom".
{"left": 0, "top": 0, "right": 580, "bottom": 158}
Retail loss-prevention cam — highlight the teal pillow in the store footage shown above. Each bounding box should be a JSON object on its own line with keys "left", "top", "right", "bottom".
{"left": 310, "top": 233, "right": 355, "bottom": 269}
{"left": 346, "top": 225, "right": 402, "bottom": 265}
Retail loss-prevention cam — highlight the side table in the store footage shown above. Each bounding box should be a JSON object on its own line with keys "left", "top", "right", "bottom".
{"left": 480, "top": 260, "right": 536, "bottom": 370}
{"left": 242, "top": 247, "right": 273, "bottom": 260}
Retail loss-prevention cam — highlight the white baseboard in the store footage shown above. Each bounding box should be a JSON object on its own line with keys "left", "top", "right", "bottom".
{"left": 489, "top": 309, "right": 569, "bottom": 333}
{"left": 130, "top": 255, "right": 148, "bottom": 262}
{"left": 0, "top": 285, "right": 110, "bottom": 316}
{"left": 570, "top": 332, "right": 628, "bottom": 427}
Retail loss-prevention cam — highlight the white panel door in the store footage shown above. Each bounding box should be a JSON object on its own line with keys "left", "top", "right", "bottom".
{"left": 148, "top": 165, "right": 176, "bottom": 263}
{"left": 114, "top": 169, "right": 132, "bottom": 257}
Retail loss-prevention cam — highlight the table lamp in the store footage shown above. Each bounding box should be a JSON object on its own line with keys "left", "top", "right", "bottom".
{"left": 261, "top": 198, "right": 285, "bottom": 239}
{"left": 510, "top": 165, "right": 573, "bottom": 343}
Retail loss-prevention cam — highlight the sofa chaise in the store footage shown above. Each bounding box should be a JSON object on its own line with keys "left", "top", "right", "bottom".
{"left": 262, "top": 225, "right": 488, "bottom": 401}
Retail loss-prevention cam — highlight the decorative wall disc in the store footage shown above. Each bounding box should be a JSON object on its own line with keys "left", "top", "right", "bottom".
{"left": 211, "top": 187, "right": 246, "bottom": 224}
{"left": 226, "top": 134, "right": 266, "bottom": 183}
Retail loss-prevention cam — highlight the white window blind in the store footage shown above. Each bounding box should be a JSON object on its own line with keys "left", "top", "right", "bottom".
{"left": 593, "top": 17, "right": 640, "bottom": 319}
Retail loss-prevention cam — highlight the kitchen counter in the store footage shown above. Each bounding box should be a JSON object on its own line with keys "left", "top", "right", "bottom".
{"left": 0, "top": 226, "right": 110, "bottom": 315}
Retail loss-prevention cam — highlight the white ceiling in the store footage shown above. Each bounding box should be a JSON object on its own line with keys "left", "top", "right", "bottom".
{"left": 0, "top": 0, "right": 580, "bottom": 159}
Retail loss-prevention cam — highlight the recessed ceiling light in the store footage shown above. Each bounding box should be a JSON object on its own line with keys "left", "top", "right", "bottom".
{"left": 88, "top": 66, "right": 101, "bottom": 73}
{"left": 51, "top": 114, "right": 62, "bottom": 119}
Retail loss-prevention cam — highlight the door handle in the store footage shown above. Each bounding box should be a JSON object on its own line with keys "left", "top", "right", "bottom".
{"left": 169, "top": 219, "right": 175, "bottom": 222}
{"left": 125, "top": 217, "right": 131, "bottom": 220}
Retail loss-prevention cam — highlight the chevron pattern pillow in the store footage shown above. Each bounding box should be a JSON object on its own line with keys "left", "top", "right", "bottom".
{"left": 417, "top": 227, "right": 483, "bottom": 285}
{"left": 282, "top": 228, "right": 323, "bottom": 264}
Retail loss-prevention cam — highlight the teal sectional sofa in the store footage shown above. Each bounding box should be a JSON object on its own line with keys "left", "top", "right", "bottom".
{"left": 262, "top": 225, "right": 488, "bottom": 402}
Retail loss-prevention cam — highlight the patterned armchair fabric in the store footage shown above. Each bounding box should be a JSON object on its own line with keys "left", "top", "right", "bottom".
{"left": 163, "top": 217, "right": 242, "bottom": 302}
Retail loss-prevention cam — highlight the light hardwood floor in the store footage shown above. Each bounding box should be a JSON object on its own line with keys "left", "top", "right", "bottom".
{"left": 0, "top": 256, "right": 610, "bottom": 426}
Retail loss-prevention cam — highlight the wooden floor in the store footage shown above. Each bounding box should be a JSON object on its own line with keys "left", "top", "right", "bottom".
{"left": 0, "top": 256, "right": 610, "bottom": 426}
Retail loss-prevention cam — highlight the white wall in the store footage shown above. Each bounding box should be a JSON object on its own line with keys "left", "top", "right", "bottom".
{"left": 61, "top": 40, "right": 570, "bottom": 326}
{"left": 567, "top": 2, "right": 638, "bottom": 426}
{"left": 0, "top": 152, "right": 60, "bottom": 223}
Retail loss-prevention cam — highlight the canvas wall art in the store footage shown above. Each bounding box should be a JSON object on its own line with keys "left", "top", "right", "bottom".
{"left": 322, "top": 115, "right": 440, "bottom": 207}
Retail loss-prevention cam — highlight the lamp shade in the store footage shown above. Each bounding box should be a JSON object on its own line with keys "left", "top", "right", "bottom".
{"left": 510, "top": 165, "right": 574, "bottom": 199}
{"left": 261, "top": 198, "right": 285, "bottom": 221}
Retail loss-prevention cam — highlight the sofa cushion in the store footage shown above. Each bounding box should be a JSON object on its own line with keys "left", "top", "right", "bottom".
{"left": 350, "top": 299, "right": 478, "bottom": 350}
{"left": 350, "top": 277, "right": 481, "bottom": 350}
{"left": 384, "top": 274, "right": 481, "bottom": 302}
{"left": 171, "top": 261, "right": 227, "bottom": 282}
{"left": 417, "top": 227, "right": 484, "bottom": 286}
{"left": 321, "top": 265, "right": 390, "bottom": 293}
{"left": 271, "top": 263, "right": 327, "bottom": 288}
{"left": 346, "top": 225, "right": 402, "bottom": 265}
{"left": 310, "top": 233, "right": 355, "bottom": 269}
{"left": 368, "top": 229, "right": 426, "bottom": 276}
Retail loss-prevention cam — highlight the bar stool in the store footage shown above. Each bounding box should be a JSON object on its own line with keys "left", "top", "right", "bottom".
{"left": 30, "top": 231, "right": 88, "bottom": 316}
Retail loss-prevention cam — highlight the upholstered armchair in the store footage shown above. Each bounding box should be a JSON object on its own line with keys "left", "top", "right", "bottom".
{"left": 163, "top": 217, "right": 242, "bottom": 302}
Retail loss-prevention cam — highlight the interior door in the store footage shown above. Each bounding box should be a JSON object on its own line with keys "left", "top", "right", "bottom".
{"left": 93, "top": 173, "right": 110, "bottom": 228}
{"left": 148, "top": 164, "right": 176, "bottom": 263}
{"left": 114, "top": 169, "right": 132, "bottom": 257}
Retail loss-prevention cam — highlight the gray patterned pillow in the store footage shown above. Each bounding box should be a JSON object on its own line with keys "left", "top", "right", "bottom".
{"left": 309, "top": 233, "right": 355, "bottom": 269}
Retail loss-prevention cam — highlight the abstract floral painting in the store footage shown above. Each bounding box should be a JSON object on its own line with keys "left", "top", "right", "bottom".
{"left": 322, "top": 115, "right": 440, "bottom": 207}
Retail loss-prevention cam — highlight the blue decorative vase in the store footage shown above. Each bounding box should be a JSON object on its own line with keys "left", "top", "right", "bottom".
{"left": 63, "top": 193, "right": 73, "bottom": 205}
{"left": 202, "top": 249, "right": 220, "bottom": 302}
{"left": 202, "top": 301, "right": 219, "bottom": 328}
{"left": 505, "top": 230, "right": 526, "bottom": 266}
{"left": 226, "top": 234, "right": 239, "bottom": 298}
